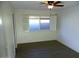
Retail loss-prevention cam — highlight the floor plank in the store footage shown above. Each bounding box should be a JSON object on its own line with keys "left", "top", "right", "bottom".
{"left": 16, "top": 40, "right": 79, "bottom": 58}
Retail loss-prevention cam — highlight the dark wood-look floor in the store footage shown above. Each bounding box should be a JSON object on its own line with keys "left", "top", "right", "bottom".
{"left": 16, "top": 40, "right": 79, "bottom": 58}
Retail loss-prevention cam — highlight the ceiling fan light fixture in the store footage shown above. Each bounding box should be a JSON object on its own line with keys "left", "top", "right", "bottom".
{"left": 48, "top": 5, "right": 54, "bottom": 9}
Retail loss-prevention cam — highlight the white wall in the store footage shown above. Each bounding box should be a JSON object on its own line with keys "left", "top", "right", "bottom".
{"left": 57, "top": 5, "right": 79, "bottom": 53}
{"left": 0, "top": 2, "right": 7, "bottom": 57}
{"left": 0, "top": 2, "right": 15, "bottom": 57}
{"left": 14, "top": 9, "right": 57, "bottom": 44}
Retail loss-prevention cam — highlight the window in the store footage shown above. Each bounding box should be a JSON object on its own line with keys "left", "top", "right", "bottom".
{"left": 29, "top": 16, "right": 50, "bottom": 32}
{"left": 29, "top": 19, "right": 40, "bottom": 32}
{"left": 40, "top": 19, "right": 50, "bottom": 30}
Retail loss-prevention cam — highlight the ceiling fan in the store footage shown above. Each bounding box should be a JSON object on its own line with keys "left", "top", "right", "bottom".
{"left": 41, "top": 1, "right": 64, "bottom": 9}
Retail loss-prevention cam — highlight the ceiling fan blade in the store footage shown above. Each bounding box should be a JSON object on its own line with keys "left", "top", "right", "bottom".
{"left": 54, "top": 1, "right": 62, "bottom": 5}
{"left": 41, "top": 1, "right": 48, "bottom": 4}
{"left": 40, "top": 3, "right": 48, "bottom": 6}
{"left": 54, "top": 5, "right": 64, "bottom": 7}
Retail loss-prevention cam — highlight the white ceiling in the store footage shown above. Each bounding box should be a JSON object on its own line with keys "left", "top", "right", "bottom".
{"left": 10, "top": 1, "right": 79, "bottom": 10}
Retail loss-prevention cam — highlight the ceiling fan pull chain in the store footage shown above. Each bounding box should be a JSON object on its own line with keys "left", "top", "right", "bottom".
{"left": 49, "top": 9, "right": 51, "bottom": 17}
